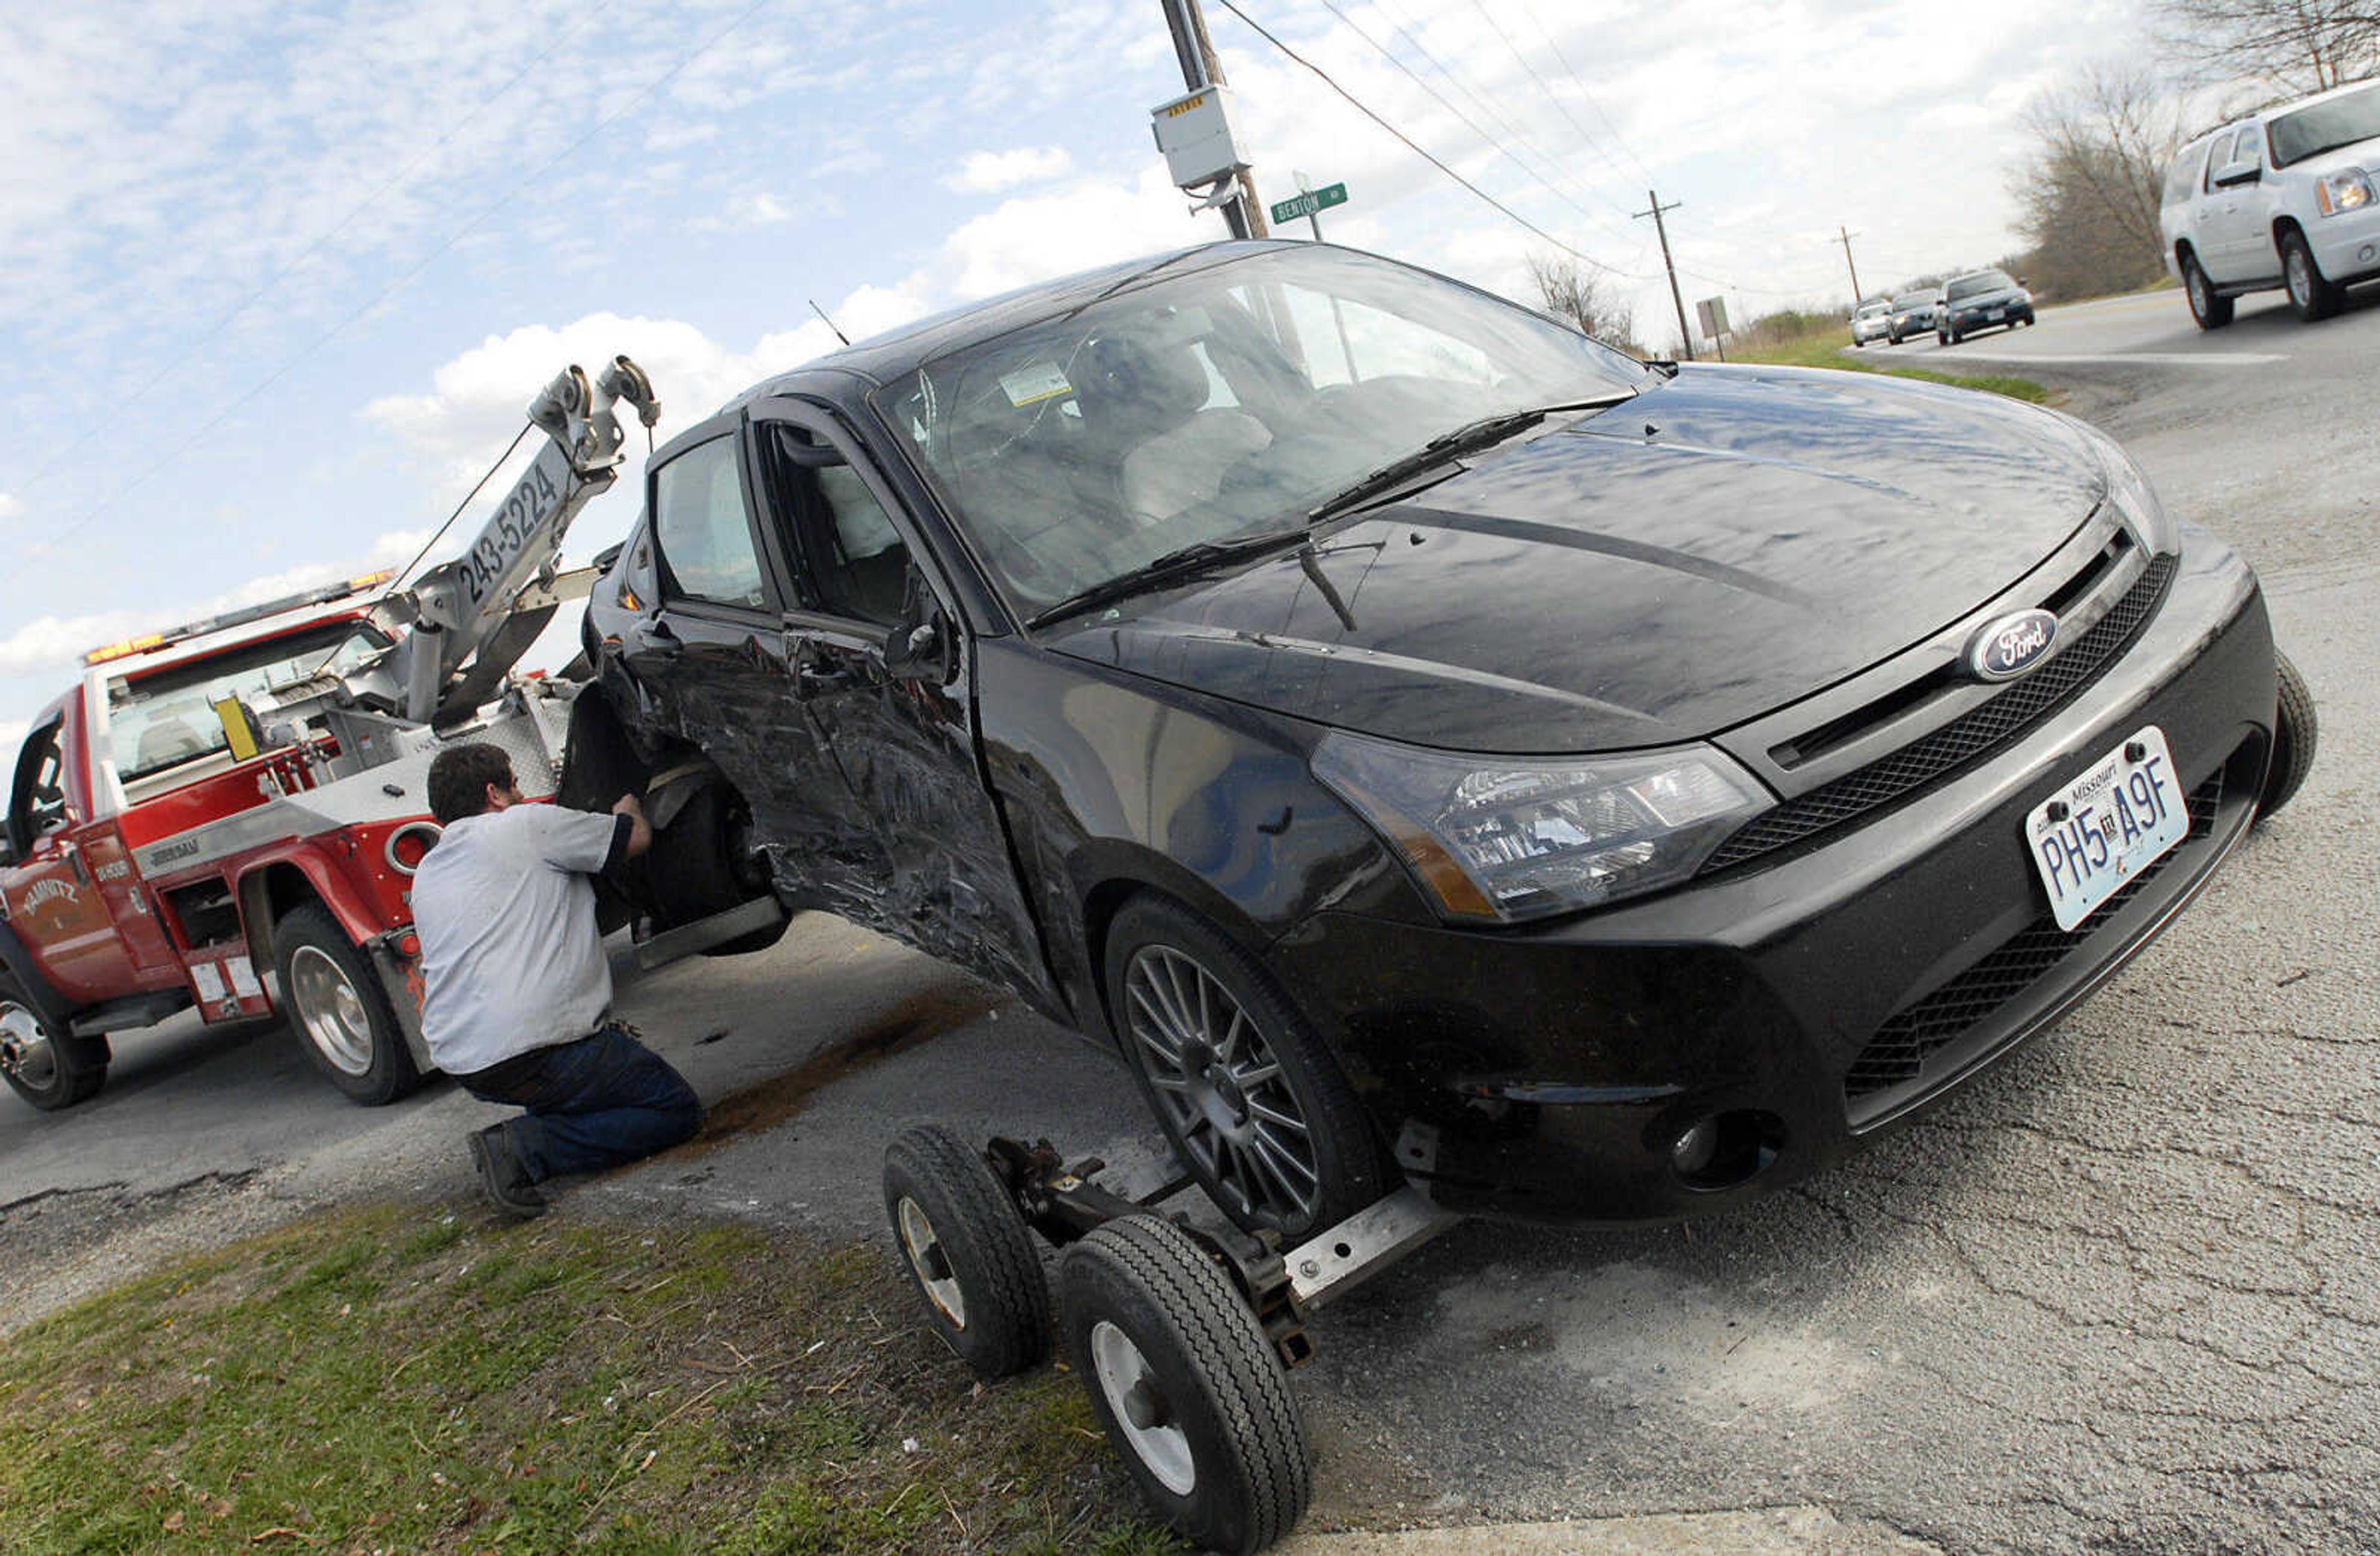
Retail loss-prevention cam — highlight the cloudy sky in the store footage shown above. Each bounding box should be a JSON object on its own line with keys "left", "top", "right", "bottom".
{"left": 0, "top": 0, "right": 2148, "bottom": 747}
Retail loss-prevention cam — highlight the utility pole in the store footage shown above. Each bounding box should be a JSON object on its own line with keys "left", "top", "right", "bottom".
{"left": 1836, "top": 226, "right": 1866, "bottom": 304}
{"left": 1634, "top": 189, "right": 1693, "bottom": 361}
{"left": 1160, "top": 0, "right": 1269, "bottom": 239}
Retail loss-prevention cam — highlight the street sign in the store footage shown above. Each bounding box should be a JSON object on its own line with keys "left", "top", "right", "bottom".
{"left": 1270, "top": 182, "right": 1347, "bottom": 224}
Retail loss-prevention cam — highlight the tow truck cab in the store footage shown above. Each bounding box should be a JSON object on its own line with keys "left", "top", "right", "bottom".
{"left": 0, "top": 576, "right": 496, "bottom": 1112}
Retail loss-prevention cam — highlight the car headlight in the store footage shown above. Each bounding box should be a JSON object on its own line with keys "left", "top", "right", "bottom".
{"left": 2316, "top": 169, "right": 2374, "bottom": 216}
{"left": 1310, "top": 732, "right": 1772, "bottom": 922}
{"left": 2068, "top": 420, "right": 2175, "bottom": 555}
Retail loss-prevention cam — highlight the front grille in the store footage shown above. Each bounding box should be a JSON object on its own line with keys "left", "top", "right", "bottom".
{"left": 1842, "top": 766, "right": 2226, "bottom": 1109}
{"left": 1704, "top": 553, "right": 2177, "bottom": 872}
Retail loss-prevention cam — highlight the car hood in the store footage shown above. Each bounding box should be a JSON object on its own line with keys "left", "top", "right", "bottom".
{"left": 1042, "top": 364, "right": 2106, "bottom": 754}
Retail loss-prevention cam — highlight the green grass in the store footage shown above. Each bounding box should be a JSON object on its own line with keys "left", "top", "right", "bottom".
{"left": 1726, "top": 322, "right": 2057, "bottom": 404}
{"left": 0, "top": 1204, "right": 1180, "bottom": 1554}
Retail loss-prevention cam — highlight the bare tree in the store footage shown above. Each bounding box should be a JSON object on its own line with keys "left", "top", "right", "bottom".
{"left": 2159, "top": 0, "right": 2380, "bottom": 92}
{"left": 1526, "top": 254, "right": 1641, "bottom": 355}
{"left": 2011, "top": 68, "right": 2188, "bottom": 299}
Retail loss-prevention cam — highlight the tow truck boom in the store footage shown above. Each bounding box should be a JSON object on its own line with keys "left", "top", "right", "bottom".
{"left": 389, "top": 356, "right": 659, "bottom": 725}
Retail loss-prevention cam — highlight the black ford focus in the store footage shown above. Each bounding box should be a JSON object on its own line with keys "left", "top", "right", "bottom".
{"left": 576, "top": 241, "right": 2313, "bottom": 1237}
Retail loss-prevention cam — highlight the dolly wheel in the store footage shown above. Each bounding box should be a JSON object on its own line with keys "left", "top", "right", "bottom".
{"left": 1059, "top": 1214, "right": 1310, "bottom": 1555}
{"left": 881, "top": 1124, "right": 1051, "bottom": 1376}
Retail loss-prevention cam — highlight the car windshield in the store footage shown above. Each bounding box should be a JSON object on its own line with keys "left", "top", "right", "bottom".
{"left": 1891, "top": 293, "right": 1928, "bottom": 309}
{"left": 2268, "top": 84, "right": 2380, "bottom": 166}
{"left": 1946, "top": 273, "right": 2014, "bottom": 301}
{"left": 108, "top": 621, "right": 388, "bottom": 782}
{"left": 1857, "top": 302, "right": 1890, "bottom": 318}
{"left": 870, "top": 245, "right": 1650, "bottom": 620}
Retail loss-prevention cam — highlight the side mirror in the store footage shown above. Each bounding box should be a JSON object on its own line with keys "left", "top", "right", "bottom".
{"left": 883, "top": 568, "right": 957, "bottom": 683}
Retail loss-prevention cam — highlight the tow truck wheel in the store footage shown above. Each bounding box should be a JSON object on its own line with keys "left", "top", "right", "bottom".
{"left": 0, "top": 975, "right": 107, "bottom": 1111}
{"left": 274, "top": 904, "right": 422, "bottom": 1106}
{"left": 882, "top": 1123, "right": 1051, "bottom": 1377}
{"left": 1059, "top": 1214, "right": 1310, "bottom": 1556}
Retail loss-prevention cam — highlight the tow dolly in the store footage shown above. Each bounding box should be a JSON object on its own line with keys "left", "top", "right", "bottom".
{"left": 881, "top": 1125, "right": 1457, "bottom": 1554}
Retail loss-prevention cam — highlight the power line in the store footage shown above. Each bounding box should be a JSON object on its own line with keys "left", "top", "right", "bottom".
{"left": 1310, "top": 0, "right": 1645, "bottom": 251}
{"left": 1352, "top": 0, "right": 1645, "bottom": 235}
{"left": 1467, "top": 0, "right": 1638, "bottom": 191}
{"left": 7, "top": 0, "right": 622, "bottom": 505}
{"left": 1519, "top": 1, "right": 1660, "bottom": 188}
{"left": 1212, "top": 0, "right": 1647, "bottom": 278}
{"left": 31, "top": 0, "right": 782, "bottom": 564}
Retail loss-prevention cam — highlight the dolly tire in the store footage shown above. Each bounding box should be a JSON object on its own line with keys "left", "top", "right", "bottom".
{"left": 275, "top": 904, "right": 421, "bottom": 1105}
{"left": 1060, "top": 1214, "right": 1309, "bottom": 1555}
{"left": 883, "top": 1124, "right": 1051, "bottom": 1377}
{"left": 2258, "top": 650, "right": 2318, "bottom": 818}
{"left": 1106, "top": 896, "right": 1386, "bottom": 1242}
{"left": 0, "top": 973, "right": 107, "bottom": 1110}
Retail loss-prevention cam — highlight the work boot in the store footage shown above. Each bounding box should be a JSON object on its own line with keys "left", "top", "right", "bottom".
{"left": 468, "top": 1123, "right": 546, "bottom": 1219}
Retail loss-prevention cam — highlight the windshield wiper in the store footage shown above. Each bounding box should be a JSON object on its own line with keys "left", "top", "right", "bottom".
{"left": 1305, "top": 395, "right": 1634, "bottom": 523}
{"left": 1028, "top": 529, "right": 1309, "bottom": 627}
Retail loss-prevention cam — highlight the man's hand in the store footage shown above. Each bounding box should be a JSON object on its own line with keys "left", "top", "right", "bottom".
{"left": 612, "top": 793, "right": 653, "bottom": 860}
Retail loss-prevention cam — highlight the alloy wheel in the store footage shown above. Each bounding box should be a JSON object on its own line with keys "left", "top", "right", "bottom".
{"left": 1123, "top": 945, "right": 1320, "bottom": 1229}
{"left": 2286, "top": 247, "right": 2312, "bottom": 309}
{"left": 287, "top": 946, "right": 374, "bottom": 1076}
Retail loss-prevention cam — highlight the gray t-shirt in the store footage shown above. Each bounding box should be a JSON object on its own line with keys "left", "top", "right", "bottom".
{"left": 412, "top": 803, "right": 627, "bottom": 1076}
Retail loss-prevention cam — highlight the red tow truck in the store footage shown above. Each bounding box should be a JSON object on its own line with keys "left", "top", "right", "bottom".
{"left": 0, "top": 356, "right": 662, "bottom": 1111}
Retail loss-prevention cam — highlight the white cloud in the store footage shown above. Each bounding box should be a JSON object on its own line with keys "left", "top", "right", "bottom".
{"left": 930, "top": 168, "right": 1206, "bottom": 300}
{"left": 945, "top": 146, "right": 1075, "bottom": 195}
{"left": 0, "top": 493, "right": 20, "bottom": 522}
{"left": 715, "top": 191, "right": 794, "bottom": 229}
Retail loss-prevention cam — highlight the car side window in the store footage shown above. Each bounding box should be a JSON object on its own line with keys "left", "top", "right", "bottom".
{"left": 652, "top": 436, "right": 770, "bottom": 611}
{"left": 2202, "top": 131, "right": 2236, "bottom": 192}
{"left": 2232, "top": 124, "right": 2263, "bottom": 170}
{"left": 766, "top": 425, "right": 914, "bottom": 627}
{"left": 2164, "top": 143, "right": 2209, "bottom": 205}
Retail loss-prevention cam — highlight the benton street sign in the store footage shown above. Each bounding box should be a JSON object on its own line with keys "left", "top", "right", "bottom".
{"left": 1269, "top": 182, "right": 1348, "bottom": 224}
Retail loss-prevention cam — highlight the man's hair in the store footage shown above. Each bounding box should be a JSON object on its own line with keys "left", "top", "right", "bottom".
{"left": 428, "top": 743, "right": 516, "bottom": 824}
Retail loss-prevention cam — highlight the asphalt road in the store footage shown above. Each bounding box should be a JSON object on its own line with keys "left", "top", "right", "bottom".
{"left": 6, "top": 280, "right": 2376, "bottom": 1552}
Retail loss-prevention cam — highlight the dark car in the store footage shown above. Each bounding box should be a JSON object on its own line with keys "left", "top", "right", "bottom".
{"left": 1885, "top": 288, "right": 1937, "bottom": 343}
{"left": 573, "top": 240, "right": 2310, "bottom": 1240}
{"left": 1937, "top": 268, "right": 2037, "bottom": 342}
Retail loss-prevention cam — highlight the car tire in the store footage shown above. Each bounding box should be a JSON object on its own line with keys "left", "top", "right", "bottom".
{"left": 1103, "top": 896, "right": 1386, "bottom": 1240}
{"left": 1887, "top": 329, "right": 1901, "bottom": 345}
{"left": 275, "top": 902, "right": 421, "bottom": 1105}
{"left": 2280, "top": 230, "right": 2343, "bottom": 322}
{"left": 883, "top": 1123, "right": 1052, "bottom": 1377}
{"left": 1059, "top": 1214, "right": 1310, "bottom": 1556}
{"left": 644, "top": 782, "right": 786, "bottom": 957}
{"left": 0, "top": 973, "right": 107, "bottom": 1110}
{"left": 2182, "top": 254, "right": 2234, "bottom": 329}
{"left": 2257, "top": 650, "right": 2319, "bottom": 818}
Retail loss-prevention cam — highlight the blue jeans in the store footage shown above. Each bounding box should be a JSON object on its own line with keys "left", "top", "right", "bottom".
{"left": 459, "top": 1025, "right": 702, "bottom": 1182}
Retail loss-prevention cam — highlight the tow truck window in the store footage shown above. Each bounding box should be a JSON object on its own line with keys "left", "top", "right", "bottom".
{"left": 653, "top": 436, "right": 770, "bottom": 611}
{"left": 111, "top": 621, "right": 389, "bottom": 784}
{"left": 8, "top": 718, "right": 69, "bottom": 852}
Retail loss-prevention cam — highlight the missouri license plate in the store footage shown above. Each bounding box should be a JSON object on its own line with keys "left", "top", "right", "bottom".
{"left": 1986, "top": 307, "right": 2006, "bottom": 321}
{"left": 2025, "top": 726, "right": 2185, "bottom": 931}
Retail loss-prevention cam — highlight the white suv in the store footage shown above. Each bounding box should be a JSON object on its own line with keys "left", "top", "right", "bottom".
{"left": 2160, "top": 77, "right": 2380, "bottom": 327}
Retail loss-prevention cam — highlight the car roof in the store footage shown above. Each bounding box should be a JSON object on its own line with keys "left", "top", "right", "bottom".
{"left": 721, "top": 239, "right": 1302, "bottom": 410}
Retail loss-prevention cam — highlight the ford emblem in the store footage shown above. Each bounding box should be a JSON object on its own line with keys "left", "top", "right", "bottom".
{"left": 1965, "top": 609, "right": 2058, "bottom": 683}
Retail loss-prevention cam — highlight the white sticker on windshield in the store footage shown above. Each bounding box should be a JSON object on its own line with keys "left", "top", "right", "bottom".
{"left": 999, "top": 361, "right": 1073, "bottom": 407}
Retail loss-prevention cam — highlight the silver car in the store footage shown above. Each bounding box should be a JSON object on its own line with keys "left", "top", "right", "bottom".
{"left": 1849, "top": 299, "right": 1893, "bottom": 347}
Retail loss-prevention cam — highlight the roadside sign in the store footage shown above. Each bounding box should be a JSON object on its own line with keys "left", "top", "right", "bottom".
{"left": 1269, "top": 182, "right": 1347, "bottom": 224}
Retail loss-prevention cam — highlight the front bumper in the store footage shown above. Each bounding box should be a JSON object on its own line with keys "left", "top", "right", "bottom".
{"left": 1947, "top": 301, "right": 2034, "bottom": 330}
{"left": 1272, "top": 531, "right": 2273, "bottom": 1224}
{"left": 2308, "top": 201, "right": 2380, "bottom": 285}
